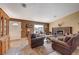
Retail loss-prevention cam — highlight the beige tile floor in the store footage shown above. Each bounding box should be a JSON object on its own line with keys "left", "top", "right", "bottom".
{"left": 6, "top": 38, "right": 79, "bottom": 55}
{"left": 10, "top": 38, "right": 28, "bottom": 48}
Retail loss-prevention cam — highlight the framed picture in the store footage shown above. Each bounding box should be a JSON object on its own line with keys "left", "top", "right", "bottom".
{"left": 26, "top": 24, "right": 33, "bottom": 28}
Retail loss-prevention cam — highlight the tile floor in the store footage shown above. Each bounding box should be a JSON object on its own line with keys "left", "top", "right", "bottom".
{"left": 6, "top": 38, "right": 79, "bottom": 55}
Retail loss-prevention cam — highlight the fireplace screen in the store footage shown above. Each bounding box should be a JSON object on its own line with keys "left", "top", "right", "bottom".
{"left": 56, "top": 30, "right": 63, "bottom": 35}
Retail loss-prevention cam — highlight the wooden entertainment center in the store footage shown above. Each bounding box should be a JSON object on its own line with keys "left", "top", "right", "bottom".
{"left": 0, "top": 8, "right": 10, "bottom": 54}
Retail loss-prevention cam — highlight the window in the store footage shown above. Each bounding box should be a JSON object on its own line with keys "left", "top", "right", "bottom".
{"left": 34, "top": 24, "right": 44, "bottom": 34}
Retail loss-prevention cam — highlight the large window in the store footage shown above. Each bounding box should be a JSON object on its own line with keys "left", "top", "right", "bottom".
{"left": 34, "top": 24, "right": 44, "bottom": 34}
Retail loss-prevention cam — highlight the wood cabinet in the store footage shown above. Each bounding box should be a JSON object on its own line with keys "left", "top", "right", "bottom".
{"left": 0, "top": 8, "right": 10, "bottom": 54}
{"left": 0, "top": 36, "right": 9, "bottom": 54}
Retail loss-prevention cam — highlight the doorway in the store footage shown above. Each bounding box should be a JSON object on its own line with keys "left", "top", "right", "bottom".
{"left": 9, "top": 21, "right": 21, "bottom": 40}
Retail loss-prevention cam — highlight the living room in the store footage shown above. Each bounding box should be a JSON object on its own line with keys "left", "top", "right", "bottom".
{"left": 0, "top": 3, "right": 79, "bottom": 55}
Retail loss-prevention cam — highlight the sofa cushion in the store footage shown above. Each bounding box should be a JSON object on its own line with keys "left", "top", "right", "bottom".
{"left": 64, "top": 36, "right": 71, "bottom": 42}
{"left": 31, "top": 34, "right": 36, "bottom": 38}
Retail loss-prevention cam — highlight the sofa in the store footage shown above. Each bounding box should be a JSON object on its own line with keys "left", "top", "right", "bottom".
{"left": 51, "top": 34, "right": 79, "bottom": 55}
{"left": 31, "top": 34, "right": 45, "bottom": 48}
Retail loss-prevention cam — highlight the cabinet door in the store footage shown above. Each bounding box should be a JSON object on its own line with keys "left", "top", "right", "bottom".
{"left": 6, "top": 19, "right": 9, "bottom": 35}
{"left": 0, "top": 41, "right": 2, "bottom": 55}
{"left": 0, "top": 17, "right": 1, "bottom": 37}
{"left": 2, "top": 40, "right": 6, "bottom": 54}
{"left": 3, "top": 18, "right": 7, "bottom": 35}
{"left": 0, "top": 17, "right": 3, "bottom": 37}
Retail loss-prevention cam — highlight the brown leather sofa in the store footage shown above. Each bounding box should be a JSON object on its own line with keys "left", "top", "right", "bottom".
{"left": 52, "top": 34, "right": 79, "bottom": 55}
{"left": 31, "top": 34, "right": 45, "bottom": 48}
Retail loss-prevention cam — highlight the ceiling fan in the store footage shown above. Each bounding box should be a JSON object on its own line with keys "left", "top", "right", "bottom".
{"left": 21, "top": 3, "right": 27, "bottom": 8}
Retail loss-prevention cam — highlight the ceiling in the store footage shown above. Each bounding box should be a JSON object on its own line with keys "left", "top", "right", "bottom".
{"left": 0, "top": 3, "right": 79, "bottom": 23}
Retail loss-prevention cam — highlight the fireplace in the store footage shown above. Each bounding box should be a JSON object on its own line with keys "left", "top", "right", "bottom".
{"left": 56, "top": 30, "right": 63, "bottom": 35}
{"left": 52, "top": 27, "right": 72, "bottom": 36}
